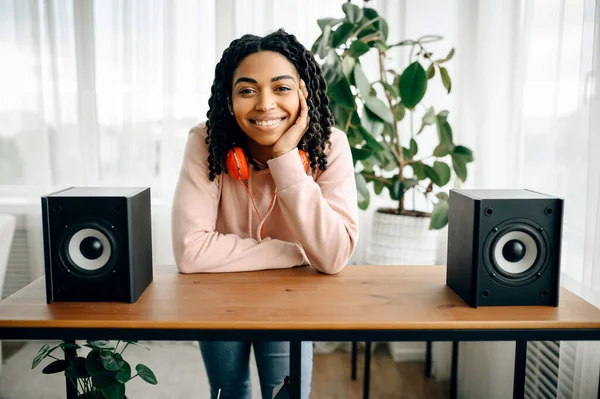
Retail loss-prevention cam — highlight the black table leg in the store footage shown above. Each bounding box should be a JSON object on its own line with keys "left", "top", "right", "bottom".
{"left": 450, "top": 341, "right": 458, "bottom": 399}
{"left": 363, "top": 341, "right": 371, "bottom": 399}
{"left": 290, "top": 340, "right": 302, "bottom": 399}
{"left": 64, "top": 339, "right": 78, "bottom": 399}
{"left": 351, "top": 341, "right": 358, "bottom": 380}
{"left": 513, "top": 341, "right": 527, "bottom": 399}
{"left": 425, "top": 341, "right": 432, "bottom": 377}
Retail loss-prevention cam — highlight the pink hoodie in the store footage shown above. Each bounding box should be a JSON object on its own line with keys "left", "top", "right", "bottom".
{"left": 171, "top": 122, "right": 359, "bottom": 274}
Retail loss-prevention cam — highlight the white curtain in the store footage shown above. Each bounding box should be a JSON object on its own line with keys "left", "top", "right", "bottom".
{"left": 1, "top": 0, "right": 599, "bottom": 394}
{"left": 452, "top": 0, "right": 600, "bottom": 397}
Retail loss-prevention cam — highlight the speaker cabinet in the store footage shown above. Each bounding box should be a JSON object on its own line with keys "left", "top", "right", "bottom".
{"left": 41, "top": 187, "right": 153, "bottom": 303}
{"left": 446, "top": 189, "right": 563, "bottom": 307}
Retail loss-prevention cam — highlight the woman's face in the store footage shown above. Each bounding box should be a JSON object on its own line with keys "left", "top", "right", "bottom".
{"left": 230, "top": 51, "right": 301, "bottom": 147}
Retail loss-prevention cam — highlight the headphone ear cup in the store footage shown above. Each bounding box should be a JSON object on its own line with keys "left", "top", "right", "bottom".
{"left": 299, "top": 150, "right": 309, "bottom": 173}
{"left": 226, "top": 147, "right": 250, "bottom": 181}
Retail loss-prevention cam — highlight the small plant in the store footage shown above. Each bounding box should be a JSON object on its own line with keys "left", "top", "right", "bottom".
{"left": 32, "top": 340, "right": 157, "bottom": 399}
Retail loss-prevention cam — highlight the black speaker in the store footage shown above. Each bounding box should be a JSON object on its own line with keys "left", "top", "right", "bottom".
{"left": 41, "top": 187, "right": 153, "bottom": 303}
{"left": 446, "top": 189, "right": 563, "bottom": 307}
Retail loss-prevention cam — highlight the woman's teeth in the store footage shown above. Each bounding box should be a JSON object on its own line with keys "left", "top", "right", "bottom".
{"left": 252, "top": 118, "right": 283, "bottom": 126}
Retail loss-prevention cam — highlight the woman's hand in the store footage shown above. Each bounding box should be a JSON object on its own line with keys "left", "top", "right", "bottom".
{"left": 272, "top": 79, "right": 309, "bottom": 158}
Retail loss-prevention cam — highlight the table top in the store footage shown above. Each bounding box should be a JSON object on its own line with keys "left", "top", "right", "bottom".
{"left": 0, "top": 265, "right": 599, "bottom": 331}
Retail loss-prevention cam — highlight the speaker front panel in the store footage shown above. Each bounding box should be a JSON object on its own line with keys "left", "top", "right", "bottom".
{"left": 46, "top": 196, "right": 130, "bottom": 302}
{"left": 475, "top": 198, "right": 562, "bottom": 306}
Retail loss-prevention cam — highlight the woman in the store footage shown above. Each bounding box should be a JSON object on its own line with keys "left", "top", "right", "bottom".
{"left": 171, "top": 28, "right": 359, "bottom": 399}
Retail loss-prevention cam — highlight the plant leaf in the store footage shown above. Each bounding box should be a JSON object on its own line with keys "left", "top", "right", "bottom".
{"left": 32, "top": 344, "right": 50, "bottom": 369}
{"left": 439, "top": 66, "right": 452, "bottom": 94}
{"left": 435, "top": 114, "right": 454, "bottom": 151}
{"left": 342, "top": 3, "right": 363, "bottom": 23}
{"left": 409, "top": 139, "right": 418, "bottom": 159}
{"left": 424, "top": 164, "right": 442, "bottom": 186}
{"left": 65, "top": 357, "right": 89, "bottom": 379}
{"left": 364, "top": 96, "right": 394, "bottom": 124}
{"left": 435, "top": 47, "right": 455, "bottom": 63}
{"left": 436, "top": 192, "right": 449, "bottom": 201}
{"left": 380, "top": 80, "right": 399, "bottom": 99}
{"left": 327, "top": 77, "right": 355, "bottom": 109}
{"left": 42, "top": 360, "right": 70, "bottom": 374}
{"left": 433, "top": 144, "right": 450, "bottom": 158}
{"left": 433, "top": 161, "right": 451, "bottom": 186}
{"left": 452, "top": 154, "right": 468, "bottom": 182}
{"left": 348, "top": 41, "right": 370, "bottom": 58}
{"left": 331, "top": 22, "right": 355, "bottom": 48}
{"left": 394, "top": 103, "right": 406, "bottom": 121}
{"left": 355, "top": 172, "right": 370, "bottom": 210}
{"left": 426, "top": 64, "right": 435, "bottom": 79}
{"left": 374, "top": 180, "right": 384, "bottom": 195}
{"left": 361, "top": 107, "right": 384, "bottom": 137}
{"left": 136, "top": 364, "right": 158, "bottom": 385}
{"left": 342, "top": 56, "right": 356, "bottom": 82}
{"left": 317, "top": 18, "right": 342, "bottom": 31}
{"left": 116, "top": 361, "right": 132, "bottom": 384}
{"left": 353, "top": 64, "right": 371, "bottom": 99}
{"left": 351, "top": 147, "right": 372, "bottom": 162}
{"left": 411, "top": 161, "right": 426, "bottom": 180}
{"left": 100, "top": 351, "right": 124, "bottom": 372}
{"left": 92, "top": 374, "right": 118, "bottom": 389}
{"left": 453, "top": 145, "right": 474, "bottom": 163}
{"left": 85, "top": 351, "right": 105, "bottom": 376}
{"left": 417, "top": 106, "right": 436, "bottom": 134}
{"left": 317, "top": 25, "right": 332, "bottom": 59}
{"left": 430, "top": 199, "right": 449, "bottom": 230}
{"left": 399, "top": 61, "right": 428, "bottom": 109}
{"left": 99, "top": 381, "right": 125, "bottom": 399}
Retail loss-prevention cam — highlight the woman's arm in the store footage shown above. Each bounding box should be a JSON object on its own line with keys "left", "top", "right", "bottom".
{"left": 267, "top": 128, "right": 359, "bottom": 274}
{"left": 171, "top": 124, "right": 306, "bottom": 273}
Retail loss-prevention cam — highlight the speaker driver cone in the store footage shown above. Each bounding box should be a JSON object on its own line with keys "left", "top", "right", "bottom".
{"left": 68, "top": 228, "right": 111, "bottom": 270}
{"left": 59, "top": 220, "right": 119, "bottom": 277}
{"left": 493, "top": 231, "right": 537, "bottom": 274}
{"left": 483, "top": 219, "right": 549, "bottom": 286}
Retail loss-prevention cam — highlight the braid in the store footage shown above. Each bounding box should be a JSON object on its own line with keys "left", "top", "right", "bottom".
{"left": 206, "top": 29, "right": 334, "bottom": 181}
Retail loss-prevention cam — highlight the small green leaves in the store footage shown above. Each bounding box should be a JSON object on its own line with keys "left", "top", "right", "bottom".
{"left": 42, "top": 360, "right": 70, "bottom": 374}
{"left": 364, "top": 96, "right": 394, "bottom": 124}
{"left": 348, "top": 41, "right": 370, "bottom": 58}
{"left": 32, "top": 344, "right": 50, "bottom": 369}
{"left": 430, "top": 198, "right": 449, "bottom": 229}
{"left": 439, "top": 66, "right": 451, "bottom": 93}
{"left": 136, "top": 364, "right": 158, "bottom": 385}
{"left": 355, "top": 172, "right": 370, "bottom": 210}
{"left": 399, "top": 62, "right": 427, "bottom": 109}
{"left": 342, "top": 3, "right": 363, "bottom": 23}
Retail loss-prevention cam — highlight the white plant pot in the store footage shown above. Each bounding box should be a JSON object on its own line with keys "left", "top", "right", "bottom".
{"left": 365, "top": 211, "right": 440, "bottom": 265}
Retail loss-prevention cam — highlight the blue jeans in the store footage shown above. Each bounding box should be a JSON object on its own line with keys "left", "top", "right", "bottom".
{"left": 199, "top": 341, "right": 313, "bottom": 399}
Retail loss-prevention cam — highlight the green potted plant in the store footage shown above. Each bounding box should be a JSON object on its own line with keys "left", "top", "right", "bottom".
{"left": 312, "top": 1, "right": 474, "bottom": 264}
{"left": 32, "top": 340, "right": 158, "bottom": 399}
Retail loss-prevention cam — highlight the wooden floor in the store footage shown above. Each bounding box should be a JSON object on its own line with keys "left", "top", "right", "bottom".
{"left": 311, "top": 344, "right": 450, "bottom": 399}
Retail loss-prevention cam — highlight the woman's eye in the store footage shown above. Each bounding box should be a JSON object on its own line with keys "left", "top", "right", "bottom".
{"left": 238, "top": 88, "right": 254, "bottom": 95}
{"left": 275, "top": 86, "right": 291, "bottom": 92}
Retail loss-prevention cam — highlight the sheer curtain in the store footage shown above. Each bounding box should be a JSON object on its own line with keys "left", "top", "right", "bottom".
{"left": 454, "top": 0, "right": 600, "bottom": 397}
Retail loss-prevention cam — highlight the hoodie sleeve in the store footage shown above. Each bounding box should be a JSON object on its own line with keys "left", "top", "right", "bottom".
{"left": 171, "top": 124, "right": 306, "bottom": 273}
{"left": 266, "top": 128, "right": 359, "bottom": 274}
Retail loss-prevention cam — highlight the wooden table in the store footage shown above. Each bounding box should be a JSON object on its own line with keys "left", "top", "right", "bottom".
{"left": 0, "top": 265, "right": 599, "bottom": 399}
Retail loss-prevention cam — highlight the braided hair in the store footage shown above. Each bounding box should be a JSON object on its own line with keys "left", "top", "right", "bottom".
{"left": 205, "top": 28, "right": 334, "bottom": 181}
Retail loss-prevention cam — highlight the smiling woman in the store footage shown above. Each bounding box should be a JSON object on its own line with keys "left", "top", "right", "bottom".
{"left": 170, "top": 29, "right": 359, "bottom": 399}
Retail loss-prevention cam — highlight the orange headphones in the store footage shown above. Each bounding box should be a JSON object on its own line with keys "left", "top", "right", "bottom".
{"left": 225, "top": 147, "right": 309, "bottom": 240}
{"left": 225, "top": 147, "right": 309, "bottom": 181}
